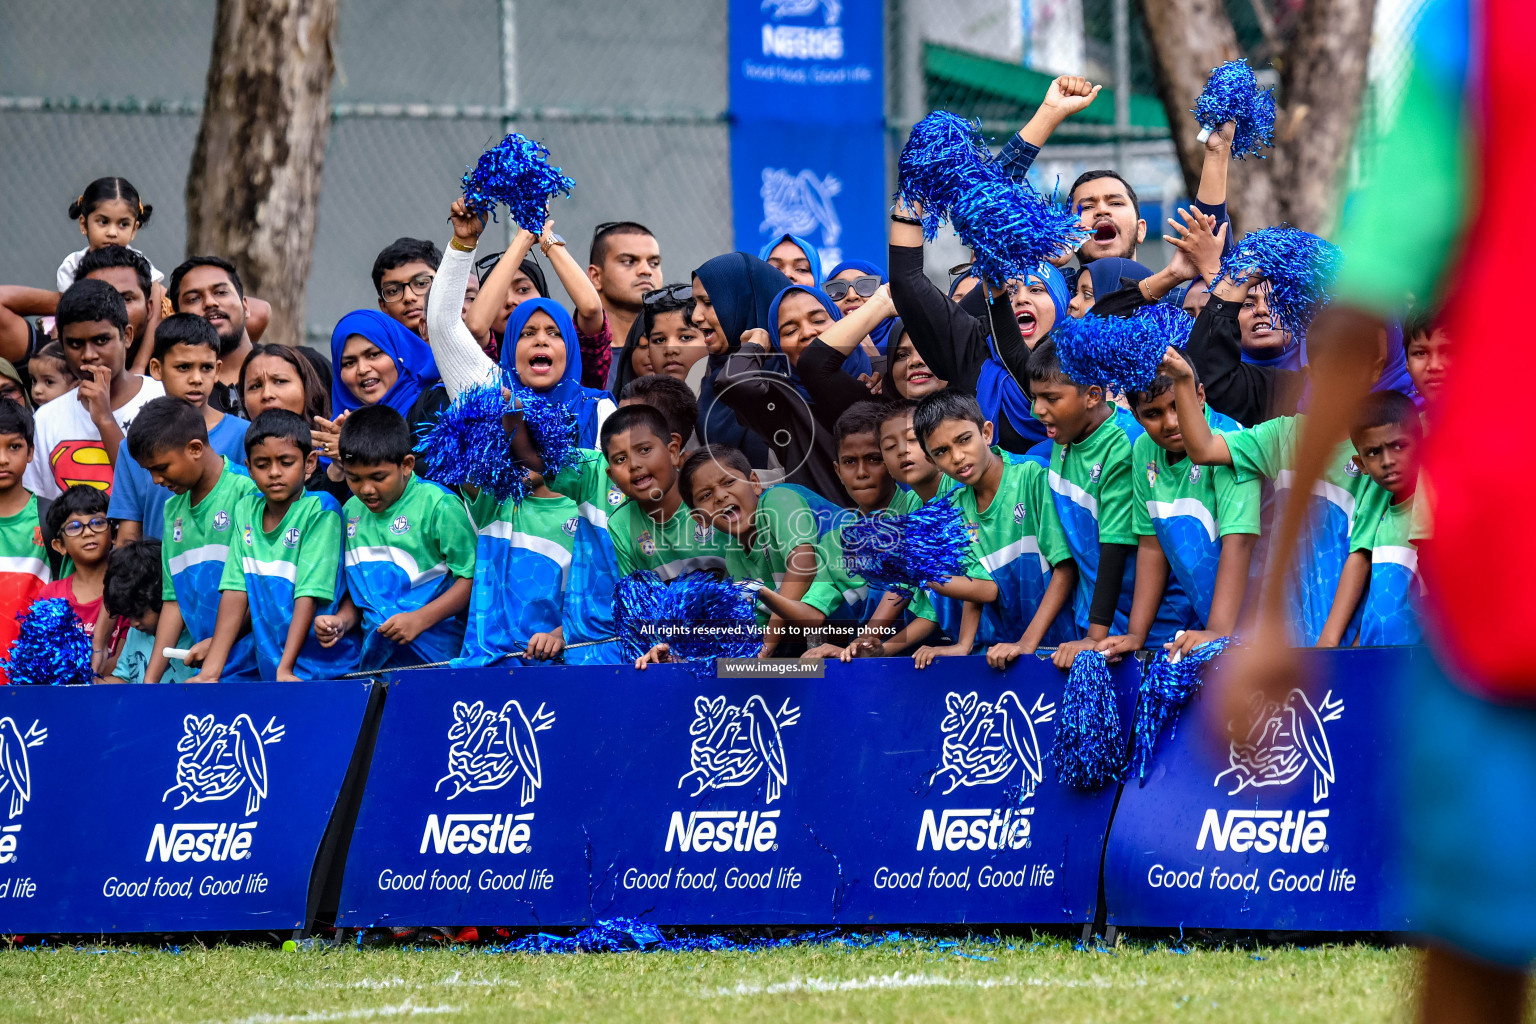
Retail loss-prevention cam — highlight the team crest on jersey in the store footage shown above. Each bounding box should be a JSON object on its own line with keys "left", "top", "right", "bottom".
{"left": 213, "top": 510, "right": 231, "bottom": 532}
{"left": 1146, "top": 462, "right": 1158, "bottom": 487}
{"left": 243, "top": 525, "right": 254, "bottom": 547}
{"left": 172, "top": 518, "right": 183, "bottom": 543}
{"left": 391, "top": 516, "right": 410, "bottom": 535}
{"left": 639, "top": 530, "right": 657, "bottom": 557}
{"left": 694, "top": 522, "right": 713, "bottom": 543}
{"left": 30, "top": 526, "right": 42, "bottom": 548}
{"left": 283, "top": 527, "right": 301, "bottom": 549}
{"left": 1345, "top": 460, "right": 1361, "bottom": 478}
{"left": 562, "top": 517, "right": 579, "bottom": 537}
{"left": 1013, "top": 502, "right": 1028, "bottom": 525}
{"left": 1188, "top": 465, "right": 1202, "bottom": 484}
{"left": 1090, "top": 463, "right": 1103, "bottom": 484}
{"left": 966, "top": 520, "right": 980, "bottom": 544}
{"left": 607, "top": 487, "right": 624, "bottom": 506}
{"left": 346, "top": 517, "right": 358, "bottom": 539}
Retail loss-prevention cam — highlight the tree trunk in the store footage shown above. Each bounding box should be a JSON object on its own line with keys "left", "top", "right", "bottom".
{"left": 1136, "top": 0, "right": 1374, "bottom": 237}
{"left": 185, "top": 0, "right": 338, "bottom": 347}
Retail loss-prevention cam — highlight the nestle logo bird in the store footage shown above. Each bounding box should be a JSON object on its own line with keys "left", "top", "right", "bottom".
{"left": 931, "top": 691, "right": 1055, "bottom": 799}
{"left": 0, "top": 717, "right": 46, "bottom": 820}
{"left": 1216, "top": 688, "right": 1344, "bottom": 804}
{"left": 680, "top": 695, "right": 801, "bottom": 805}
{"left": 163, "top": 713, "right": 285, "bottom": 816}
{"left": 437, "top": 699, "right": 555, "bottom": 807}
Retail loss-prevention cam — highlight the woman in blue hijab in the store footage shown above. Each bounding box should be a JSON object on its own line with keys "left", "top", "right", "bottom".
{"left": 824, "top": 259, "right": 896, "bottom": 353}
{"left": 766, "top": 285, "right": 874, "bottom": 397}
{"left": 759, "top": 234, "right": 822, "bottom": 286}
{"left": 499, "top": 297, "right": 615, "bottom": 448}
{"left": 974, "top": 264, "right": 1070, "bottom": 450}
{"left": 1066, "top": 257, "right": 1153, "bottom": 318}
{"left": 329, "top": 309, "right": 441, "bottom": 417}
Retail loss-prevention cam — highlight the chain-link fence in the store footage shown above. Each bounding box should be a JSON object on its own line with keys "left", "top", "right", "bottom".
{"left": 0, "top": 0, "right": 731, "bottom": 344}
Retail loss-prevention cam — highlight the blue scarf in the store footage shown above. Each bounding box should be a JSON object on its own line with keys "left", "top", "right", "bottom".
{"left": 1084, "top": 257, "right": 1152, "bottom": 304}
{"left": 758, "top": 233, "right": 823, "bottom": 285}
{"left": 826, "top": 258, "right": 895, "bottom": 353}
{"left": 974, "top": 264, "right": 1069, "bottom": 443}
{"left": 766, "top": 286, "right": 874, "bottom": 404}
{"left": 499, "top": 297, "right": 610, "bottom": 447}
{"left": 692, "top": 253, "right": 795, "bottom": 464}
{"left": 329, "top": 309, "right": 440, "bottom": 417}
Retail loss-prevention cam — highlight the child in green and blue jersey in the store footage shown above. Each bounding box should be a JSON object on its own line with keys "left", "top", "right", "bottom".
{"left": 1026, "top": 339, "right": 1162, "bottom": 668}
{"left": 127, "top": 397, "right": 260, "bottom": 683}
{"left": 1120, "top": 352, "right": 1260, "bottom": 660}
{"left": 1324, "top": 390, "right": 1428, "bottom": 647}
{"left": 194, "top": 410, "right": 357, "bottom": 681}
{"left": 914, "top": 389, "right": 1076, "bottom": 667}
{"left": 315, "top": 406, "right": 476, "bottom": 671}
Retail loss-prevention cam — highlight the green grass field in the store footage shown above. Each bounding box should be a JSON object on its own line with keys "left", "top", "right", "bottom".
{"left": 0, "top": 934, "right": 1423, "bottom": 1024}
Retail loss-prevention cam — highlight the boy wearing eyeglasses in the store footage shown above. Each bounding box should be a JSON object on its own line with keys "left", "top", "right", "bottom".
{"left": 371, "top": 238, "right": 442, "bottom": 339}
{"left": 37, "top": 484, "right": 116, "bottom": 641}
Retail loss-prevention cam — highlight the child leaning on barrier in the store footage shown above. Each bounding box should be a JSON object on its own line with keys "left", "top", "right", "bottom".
{"left": 101, "top": 539, "right": 195, "bottom": 684}
{"left": 192, "top": 410, "right": 357, "bottom": 682}
{"left": 316, "top": 405, "right": 476, "bottom": 672}
{"left": 127, "top": 397, "right": 260, "bottom": 684}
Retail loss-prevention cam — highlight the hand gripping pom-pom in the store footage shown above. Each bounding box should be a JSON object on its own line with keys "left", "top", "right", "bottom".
{"left": 1191, "top": 59, "right": 1276, "bottom": 159}
{"left": 842, "top": 501, "right": 970, "bottom": 591}
{"left": 1216, "top": 226, "right": 1342, "bottom": 344}
{"left": 1052, "top": 650, "right": 1126, "bottom": 789}
{"left": 1129, "top": 635, "right": 1236, "bottom": 778}
{"left": 3, "top": 598, "right": 93, "bottom": 686}
{"left": 461, "top": 133, "right": 576, "bottom": 233}
{"left": 950, "top": 176, "right": 1083, "bottom": 285}
{"left": 896, "top": 111, "right": 991, "bottom": 239}
{"left": 1054, "top": 303, "right": 1197, "bottom": 393}
{"left": 416, "top": 376, "right": 581, "bottom": 505}
{"left": 615, "top": 571, "right": 762, "bottom": 664}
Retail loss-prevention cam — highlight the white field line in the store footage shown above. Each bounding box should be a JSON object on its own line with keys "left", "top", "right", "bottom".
{"left": 210, "top": 1001, "right": 463, "bottom": 1024}
{"left": 713, "top": 972, "right": 1144, "bottom": 996}
{"left": 276, "top": 972, "right": 518, "bottom": 992}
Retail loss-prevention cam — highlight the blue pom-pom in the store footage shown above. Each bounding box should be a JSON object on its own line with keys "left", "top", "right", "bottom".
{"left": 1217, "top": 225, "right": 1342, "bottom": 344}
{"left": 950, "top": 175, "right": 1083, "bottom": 284}
{"left": 615, "top": 571, "right": 762, "bottom": 664}
{"left": 415, "top": 376, "right": 581, "bottom": 505}
{"left": 1129, "top": 635, "right": 1236, "bottom": 778}
{"left": 4, "top": 598, "right": 92, "bottom": 686}
{"left": 461, "top": 133, "right": 576, "bottom": 233}
{"left": 842, "top": 501, "right": 970, "bottom": 591}
{"left": 1192, "top": 59, "right": 1275, "bottom": 159}
{"left": 896, "top": 111, "right": 991, "bottom": 239}
{"left": 514, "top": 384, "right": 580, "bottom": 481}
{"left": 1052, "top": 301, "right": 1189, "bottom": 393}
{"left": 1051, "top": 651, "right": 1126, "bottom": 789}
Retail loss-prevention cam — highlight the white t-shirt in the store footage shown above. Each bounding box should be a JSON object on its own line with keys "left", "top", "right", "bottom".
{"left": 56, "top": 246, "right": 164, "bottom": 293}
{"left": 25, "top": 375, "right": 166, "bottom": 499}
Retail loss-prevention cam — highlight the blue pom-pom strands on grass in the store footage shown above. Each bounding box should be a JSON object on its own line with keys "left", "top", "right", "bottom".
{"left": 416, "top": 377, "right": 580, "bottom": 505}
{"left": 461, "top": 133, "right": 576, "bottom": 233}
{"left": 1053, "top": 303, "right": 1194, "bottom": 393}
{"left": 615, "top": 571, "right": 762, "bottom": 665}
{"left": 1129, "top": 634, "right": 1237, "bottom": 779}
{"left": 1191, "top": 59, "right": 1276, "bottom": 158}
{"left": 3, "top": 598, "right": 93, "bottom": 686}
{"left": 896, "top": 111, "right": 1084, "bottom": 283}
{"left": 1217, "top": 226, "right": 1342, "bottom": 345}
{"left": 842, "top": 501, "right": 970, "bottom": 592}
{"left": 1051, "top": 650, "right": 1126, "bottom": 789}
{"left": 896, "top": 111, "right": 990, "bottom": 239}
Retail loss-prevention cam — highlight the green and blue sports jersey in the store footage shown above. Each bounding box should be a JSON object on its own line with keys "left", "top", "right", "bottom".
{"left": 1047, "top": 407, "right": 1180, "bottom": 640}
{"left": 1132, "top": 408, "right": 1259, "bottom": 630}
{"left": 609, "top": 500, "right": 730, "bottom": 580}
{"left": 161, "top": 458, "right": 260, "bottom": 679}
{"left": 219, "top": 490, "right": 357, "bottom": 680}
{"left": 545, "top": 449, "right": 625, "bottom": 664}
{"left": 951, "top": 453, "right": 1075, "bottom": 646}
{"left": 1349, "top": 485, "right": 1427, "bottom": 646}
{"left": 342, "top": 474, "right": 477, "bottom": 670}
{"left": 1225, "top": 414, "right": 1374, "bottom": 645}
{"left": 718, "top": 484, "right": 841, "bottom": 625}
{"left": 800, "top": 490, "right": 917, "bottom": 624}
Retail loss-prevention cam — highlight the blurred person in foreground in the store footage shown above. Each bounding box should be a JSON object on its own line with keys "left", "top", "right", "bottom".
{"left": 1214, "top": 1, "right": 1536, "bottom": 1020}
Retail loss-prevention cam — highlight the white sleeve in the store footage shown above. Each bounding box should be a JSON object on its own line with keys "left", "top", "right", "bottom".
{"left": 426, "top": 243, "right": 499, "bottom": 398}
{"left": 56, "top": 249, "right": 86, "bottom": 292}
{"left": 594, "top": 398, "right": 615, "bottom": 441}
{"left": 23, "top": 411, "right": 55, "bottom": 499}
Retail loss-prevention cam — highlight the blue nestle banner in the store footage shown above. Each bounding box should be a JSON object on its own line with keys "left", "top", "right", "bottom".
{"left": 729, "top": 0, "right": 885, "bottom": 272}
{"left": 1104, "top": 648, "right": 1413, "bottom": 931}
{"left": 0, "top": 680, "right": 374, "bottom": 933}
{"left": 337, "top": 656, "right": 1135, "bottom": 927}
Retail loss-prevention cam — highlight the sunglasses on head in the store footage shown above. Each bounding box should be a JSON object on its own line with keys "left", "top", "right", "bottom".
{"left": 642, "top": 283, "right": 692, "bottom": 306}
{"left": 824, "top": 275, "right": 880, "bottom": 301}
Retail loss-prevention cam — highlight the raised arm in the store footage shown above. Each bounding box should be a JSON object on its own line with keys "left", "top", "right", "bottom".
{"left": 426, "top": 201, "right": 500, "bottom": 398}
{"left": 1014, "top": 76, "right": 1102, "bottom": 151}
{"left": 888, "top": 202, "right": 990, "bottom": 386}
{"left": 1192, "top": 121, "right": 1236, "bottom": 257}
{"left": 465, "top": 228, "right": 538, "bottom": 340}
{"left": 815, "top": 283, "right": 895, "bottom": 356}
{"left": 0, "top": 285, "right": 56, "bottom": 363}
{"left": 540, "top": 219, "right": 604, "bottom": 337}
